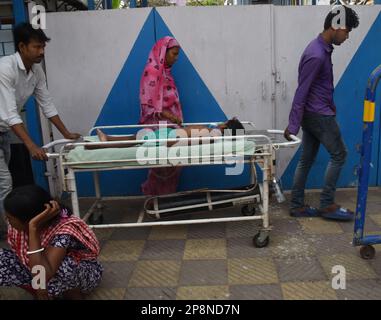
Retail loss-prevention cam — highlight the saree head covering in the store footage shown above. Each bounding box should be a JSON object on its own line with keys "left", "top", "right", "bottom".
{"left": 139, "top": 36, "right": 183, "bottom": 125}
{"left": 139, "top": 37, "right": 183, "bottom": 196}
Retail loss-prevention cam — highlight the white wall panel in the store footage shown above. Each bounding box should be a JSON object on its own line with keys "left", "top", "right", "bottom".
{"left": 44, "top": 8, "right": 151, "bottom": 138}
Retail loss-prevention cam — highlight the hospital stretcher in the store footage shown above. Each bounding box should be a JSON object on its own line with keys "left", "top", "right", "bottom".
{"left": 43, "top": 121, "right": 300, "bottom": 248}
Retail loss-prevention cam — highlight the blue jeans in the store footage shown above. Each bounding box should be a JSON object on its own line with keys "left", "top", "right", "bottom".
{"left": 0, "top": 132, "right": 12, "bottom": 222}
{"left": 290, "top": 113, "right": 347, "bottom": 210}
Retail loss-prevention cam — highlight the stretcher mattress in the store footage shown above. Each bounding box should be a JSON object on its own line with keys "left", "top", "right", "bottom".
{"left": 65, "top": 135, "right": 256, "bottom": 169}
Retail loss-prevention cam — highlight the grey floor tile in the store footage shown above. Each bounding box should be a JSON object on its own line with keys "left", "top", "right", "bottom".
{"left": 369, "top": 253, "right": 381, "bottom": 277}
{"left": 110, "top": 227, "right": 152, "bottom": 240}
{"left": 125, "top": 287, "right": 176, "bottom": 300}
{"left": 229, "top": 284, "right": 283, "bottom": 300}
{"left": 271, "top": 218, "right": 304, "bottom": 236}
{"left": 338, "top": 219, "right": 381, "bottom": 233}
{"left": 227, "top": 237, "right": 272, "bottom": 258}
{"left": 188, "top": 222, "right": 226, "bottom": 239}
{"left": 311, "top": 233, "right": 359, "bottom": 255}
{"left": 98, "top": 261, "right": 136, "bottom": 288}
{"left": 179, "top": 260, "right": 228, "bottom": 286}
{"left": 140, "top": 240, "right": 186, "bottom": 260}
{"left": 226, "top": 221, "right": 259, "bottom": 238}
{"left": 336, "top": 279, "right": 381, "bottom": 300}
{"left": 275, "top": 257, "right": 328, "bottom": 282}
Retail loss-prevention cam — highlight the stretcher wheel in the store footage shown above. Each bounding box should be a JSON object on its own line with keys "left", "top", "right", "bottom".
{"left": 253, "top": 232, "right": 269, "bottom": 248}
{"left": 241, "top": 205, "right": 256, "bottom": 216}
{"left": 360, "top": 245, "right": 376, "bottom": 260}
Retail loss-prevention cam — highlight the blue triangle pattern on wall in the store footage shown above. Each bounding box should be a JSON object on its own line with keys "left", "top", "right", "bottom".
{"left": 77, "top": 8, "right": 252, "bottom": 196}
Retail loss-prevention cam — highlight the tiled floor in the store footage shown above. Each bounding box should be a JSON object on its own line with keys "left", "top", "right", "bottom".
{"left": 1, "top": 188, "right": 381, "bottom": 300}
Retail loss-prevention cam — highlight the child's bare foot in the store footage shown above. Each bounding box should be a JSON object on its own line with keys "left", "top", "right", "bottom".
{"left": 96, "top": 129, "right": 108, "bottom": 142}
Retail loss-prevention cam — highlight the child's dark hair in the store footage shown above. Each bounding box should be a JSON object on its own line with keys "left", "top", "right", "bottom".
{"left": 13, "top": 22, "right": 50, "bottom": 52}
{"left": 4, "top": 185, "right": 71, "bottom": 223}
{"left": 225, "top": 118, "right": 245, "bottom": 136}
{"left": 324, "top": 5, "right": 359, "bottom": 32}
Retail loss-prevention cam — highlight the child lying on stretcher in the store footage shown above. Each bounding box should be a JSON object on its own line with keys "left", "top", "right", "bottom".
{"left": 85, "top": 118, "right": 244, "bottom": 149}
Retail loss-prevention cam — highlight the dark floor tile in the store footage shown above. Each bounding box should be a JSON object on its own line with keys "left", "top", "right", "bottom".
{"left": 229, "top": 284, "right": 283, "bottom": 300}
{"left": 336, "top": 279, "right": 381, "bottom": 300}
{"left": 275, "top": 257, "right": 328, "bottom": 282}
{"left": 125, "top": 287, "right": 176, "bottom": 300}
{"left": 110, "top": 227, "right": 151, "bottom": 240}
{"left": 98, "top": 261, "right": 136, "bottom": 288}
{"left": 140, "top": 240, "right": 186, "bottom": 260}
{"left": 188, "top": 222, "right": 226, "bottom": 239}
{"left": 179, "top": 260, "right": 228, "bottom": 286}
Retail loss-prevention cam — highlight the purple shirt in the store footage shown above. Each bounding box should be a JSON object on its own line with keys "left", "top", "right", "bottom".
{"left": 288, "top": 34, "right": 336, "bottom": 135}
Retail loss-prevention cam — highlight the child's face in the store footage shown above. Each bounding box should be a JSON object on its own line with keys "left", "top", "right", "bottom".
{"left": 5, "top": 212, "right": 28, "bottom": 231}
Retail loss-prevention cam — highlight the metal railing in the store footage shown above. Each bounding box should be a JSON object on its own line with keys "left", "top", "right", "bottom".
{"left": 0, "top": 23, "right": 14, "bottom": 57}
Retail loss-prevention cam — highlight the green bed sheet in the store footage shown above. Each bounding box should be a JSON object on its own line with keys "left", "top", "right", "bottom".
{"left": 65, "top": 136, "right": 256, "bottom": 169}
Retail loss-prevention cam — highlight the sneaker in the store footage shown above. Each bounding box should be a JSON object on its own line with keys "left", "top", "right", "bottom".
{"left": 290, "top": 205, "right": 320, "bottom": 218}
{"left": 319, "top": 204, "right": 354, "bottom": 221}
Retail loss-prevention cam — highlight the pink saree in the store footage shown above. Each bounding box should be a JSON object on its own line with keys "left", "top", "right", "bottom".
{"left": 139, "top": 36, "right": 183, "bottom": 196}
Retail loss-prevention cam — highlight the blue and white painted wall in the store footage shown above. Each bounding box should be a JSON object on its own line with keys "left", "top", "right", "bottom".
{"left": 43, "top": 5, "right": 381, "bottom": 196}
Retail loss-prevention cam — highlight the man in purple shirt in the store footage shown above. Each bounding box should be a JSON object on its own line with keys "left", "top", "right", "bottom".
{"left": 284, "top": 6, "right": 359, "bottom": 221}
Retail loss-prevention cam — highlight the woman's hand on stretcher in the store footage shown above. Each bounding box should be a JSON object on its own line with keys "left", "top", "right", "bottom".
{"left": 161, "top": 110, "right": 182, "bottom": 126}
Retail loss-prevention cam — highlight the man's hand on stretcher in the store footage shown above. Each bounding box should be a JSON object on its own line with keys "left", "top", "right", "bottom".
{"left": 283, "top": 127, "right": 293, "bottom": 142}
{"left": 11, "top": 122, "right": 81, "bottom": 161}
{"left": 30, "top": 132, "right": 81, "bottom": 161}
{"left": 63, "top": 132, "right": 81, "bottom": 140}
{"left": 28, "top": 143, "right": 49, "bottom": 161}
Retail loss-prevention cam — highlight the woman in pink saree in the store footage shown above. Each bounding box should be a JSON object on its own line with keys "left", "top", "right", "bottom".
{"left": 139, "top": 36, "right": 183, "bottom": 195}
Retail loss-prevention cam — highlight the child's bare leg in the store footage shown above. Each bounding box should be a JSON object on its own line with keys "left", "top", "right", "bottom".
{"left": 96, "top": 129, "right": 135, "bottom": 142}
{"left": 85, "top": 130, "right": 139, "bottom": 149}
{"left": 96, "top": 129, "right": 108, "bottom": 142}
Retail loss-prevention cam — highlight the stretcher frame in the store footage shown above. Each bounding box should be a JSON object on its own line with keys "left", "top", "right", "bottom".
{"left": 353, "top": 64, "right": 381, "bottom": 259}
{"left": 44, "top": 121, "right": 300, "bottom": 246}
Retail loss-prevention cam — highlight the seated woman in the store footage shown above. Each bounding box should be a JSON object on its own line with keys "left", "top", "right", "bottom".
{"left": 86, "top": 118, "right": 245, "bottom": 149}
{"left": 0, "top": 185, "right": 102, "bottom": 300}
